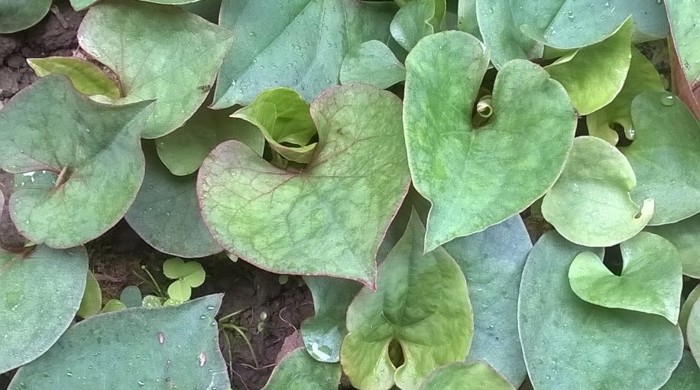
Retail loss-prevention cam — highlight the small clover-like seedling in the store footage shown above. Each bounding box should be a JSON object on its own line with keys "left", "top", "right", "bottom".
{"left": 163, "top": 257, "right": 206, "bottom": 303}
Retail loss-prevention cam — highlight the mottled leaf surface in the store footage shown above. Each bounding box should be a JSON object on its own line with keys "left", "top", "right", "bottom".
{"left": 0, "top": 246, "right": 87, "bottom": 374}
{"left": 587, "top": 47, "right": 664, "bottom": 144}
{"left": 213, "top": 0, "right": 395, "bottom": 108}
{"left": 568, "top": 232, "right": 682, "bottom": 323}
{"left": 9, "top": 295, "right": 228, "bottom": 389}
{"left": 301, "top": 277, "right": 361, "bottom": 363}
{"left": 262, "top": 348, "right": 341, "bottom": 390}
{"left": 510, "top": 0, "right": 668, "bottom": 49}
{"left": 125, "top": 143, "right": 222, "bottom": 258}
{"left": 419, "top": 362, "right": 515, "bottom": 390}
{"left": 198, "top": 84, "right": 410, "bottom": 284}
{"left": 519, "top": 232, "right": 683, "bottom": 390}
{"left": 78, "top": 0, "right": 233, "bottom": 138}
{"left": 647, "top": 214, "right": 700, "bottom": 278}
{"left": 623, "top": 91, "right": 700, "bottom": 225}
{"left": 340, "top": 213, "right": 473, "bottom": 390}
{"left": 443, "top": 216, "right": 530, "bottom": 387}
{"left": 542, "top": 136, "right": 653, "bottom": 247}
{"left": 340, "top": 40, "right": 405, "bottom": 89}
{"left": 404, "top": 31, "right": 575, "bottom": 251}
{"left": 545, "top": 19, "right": 633, "bottom": 115}
{"left": 0, "top": 76, "right": 153, "bottom": 248}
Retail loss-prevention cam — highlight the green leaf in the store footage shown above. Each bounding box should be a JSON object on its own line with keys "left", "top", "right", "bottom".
{"left": 660, "top": 350, "right": 700, "bottom": 390}
{"left": 27, "top": 57, "right": 121, "bottom": 99}
{"left": 71, "top": 0, "right": 206, "bottom": 11}
{"left": 262, "top": 348, "right": 341, "bottom": 389}
{"left": 77, "top": 270, "right": 102, "bottom": 319}
{"left": 419, "top": 362, "right": 515, "bottom": 390}
{"left": 587, "top": 47, "right": 665, "bottom": 144}
{"left": 622, "top": 91, "right": 700, "bottom": 225}
{"left": 162, "top": 258, "right": 206, "bottom": 287}
{"left": 232, "top": 88, "right": 318, "bottom": 164}
{"left": 457, "top": 0, "right": 481, "bottom": 38}
{"left": 340, "top": 212, "right": 473, "bottom": 390}
{"left": 542, "top": 136, "right": 653, "bottom": 247}
{"left": 519, "top": 231, "right": 683, "bottom": 390}
{"left": 390, "top": 0, "right": 444, "bottom": 52}
{"left": 119, "top": 286, "right": 143, "bottom": 308}
{"left": 568, "top": 232, "right": 682, "bottom": 323}
{"left": 0, "top": 76, "right": 153, "bottom": 248}
{"left": 666, "top": 0, "right": 700, "bottom": 89}
{"left": 0, "top": 246, "right": 88, "bottom": 374}
{"left": 0, "top": 0, "right": 51, "bottom": 33}
{"left": 167, "top": 279, "right": 192, "bottom": 302}
{"left": 340, "top": 40, "right": 406, "bottom": 89}
{"left": 475, "top": 0, "right": 542, "bottom": 69}
{"left": 9, "top": 295, "right": 229, "bottom": 389}
{"left": 181, "top": 0, "right": 222, "bottom": 23}
{"left": 404, "top": 31, "right": 576, "bottom": 251}
{"left": 443, "top": 216, "right": 529, "bottom": 387}
{"left": 156, "top": 104, "right": 265, "bottom": 176}
{"left": 681, "top": 286, "right": 700, "bottom": 348}
{"left": 198, "top": 84, "right": 410, "bottom": 284}
{"left": 124, "top": 143, "right": 222, "bottom": 258}
{"left": 688, "top": 298, "right": 700, "bottom": 369}
{"left": 647, "top": 214, "right": 700, "bottom": 278}
{"left": 301, "top": 276, "right": 361, "bottom": 363}
{"left": 510, "top": 0, "right": 669, "bottom": 49}
{"left": 101, "top": 299, "right": 127, "bottom": 313}
{"left": 545, "top": 19, "right": 633, "bottom": 115}
{"left": 78, "top": 0, "right": 234, "bottom": 138}
{"left": 213, "top": 0, "right": 396, "bottom": 108}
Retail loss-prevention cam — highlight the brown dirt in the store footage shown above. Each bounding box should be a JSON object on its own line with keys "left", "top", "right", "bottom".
{"left": 0, "top": 3, "right": 314, "bottom": 389}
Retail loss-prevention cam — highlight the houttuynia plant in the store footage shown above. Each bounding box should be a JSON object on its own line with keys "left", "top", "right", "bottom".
{"left": 1, "top": 0, "right": 700, "bottom": 389}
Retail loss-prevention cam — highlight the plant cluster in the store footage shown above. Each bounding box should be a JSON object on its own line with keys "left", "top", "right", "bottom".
{"left": 1, "top": 0, "right": 699, "bottom": 389}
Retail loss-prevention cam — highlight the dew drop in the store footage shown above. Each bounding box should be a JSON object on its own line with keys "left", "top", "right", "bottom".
{"left": 567, "top": 11, "right": 574, "bottom": 20}
{"left": 660, "top": 94, "right": 675, "bottom": 106}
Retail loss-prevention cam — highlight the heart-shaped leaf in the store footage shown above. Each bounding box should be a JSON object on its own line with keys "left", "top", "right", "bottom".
{"left": 510, "top": 0, "right": 669, "bottom": 49}
{"left": 647, "top": 214, "right": 700, "bottom": 278}
{"left": 125, "top": 143, "right": 222, "bottom": 258}
{"left": 404, "top": 31, "right": 576, "bottom": 251}
{"left": 301, "top": 276, "right": 361, "bottom": 363}
{"left": 688, "top": 298, "right": 700, "bottom": 369}
{"left": 9, "top": 295, "right": 229, "bottom": 389}
{"left": 262, "top": 348, "right": 341, "bottom": 390}
{"left": 519, "top": 231, "right": 683, "bottom": 390}
{"left": 167, "top": 279, "right": 192, "bottom": 302}
{"left": 340, "top": 212, "right": 473, "bottom": 390}
{"left": 443, "top": 215, "right": 530, "bottom": 387}
{"left": 622, "top": 91, "right": 700, "bottom": 225}
{"left": 419, "top": 362, "right": 515, "bottom": 390}
{"left": 28, "top": 57, "right": 121, "bottom": 99}
{"left": 568, "top": 232, "right": 683, "bottom": 323}
{"left": 475, "top": 0, "right": 542, "bottom": 69}
{"left": 156, "top": 104, "right": 264, "bottom": 176}
{"left": 231, "top": 88, "right": 318, "bottom": 164}
{"left": 198, "top": 84, "right": 410, "bottom": 284}
{"left": 0, "top": 0, "right": 51, "bottom": 33}
{"left": 542, "top": 136, "right": 654, "bottom": 247}
{"left": 162, "top": 258, "right": 205, "bottom": 287}
{"left": 77, "top": 270, "right": 102, "bottom": 319}
{"left": 587, "top": 47, "right": 665, "bottom": 144}
{"left": 78, "top": 0, "right": 234, "bottom": 138}
{"left": 545, "top": 19, "right": 633, "bottom": 115}
{"left": 212, "top": 0, "right": 396, "bottom": 108}
{"left": 340, "top": 40, "right": 406, "bottom": 89}
{"left": 660, "top": 350, "right": 700, "bottom": 390}
{"left": 0, "top": 245, "right": 88, "bottom": 374}
{"left": 0, "top": 76, "right": 153, "bottom": 248}
{"left": 390, "top": 0, "right": 444, "bottom": 52}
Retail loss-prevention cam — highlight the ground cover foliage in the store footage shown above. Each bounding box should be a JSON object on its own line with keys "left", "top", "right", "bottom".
{"left": 1, "top": 0, "right": 700, "bottom": 389}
